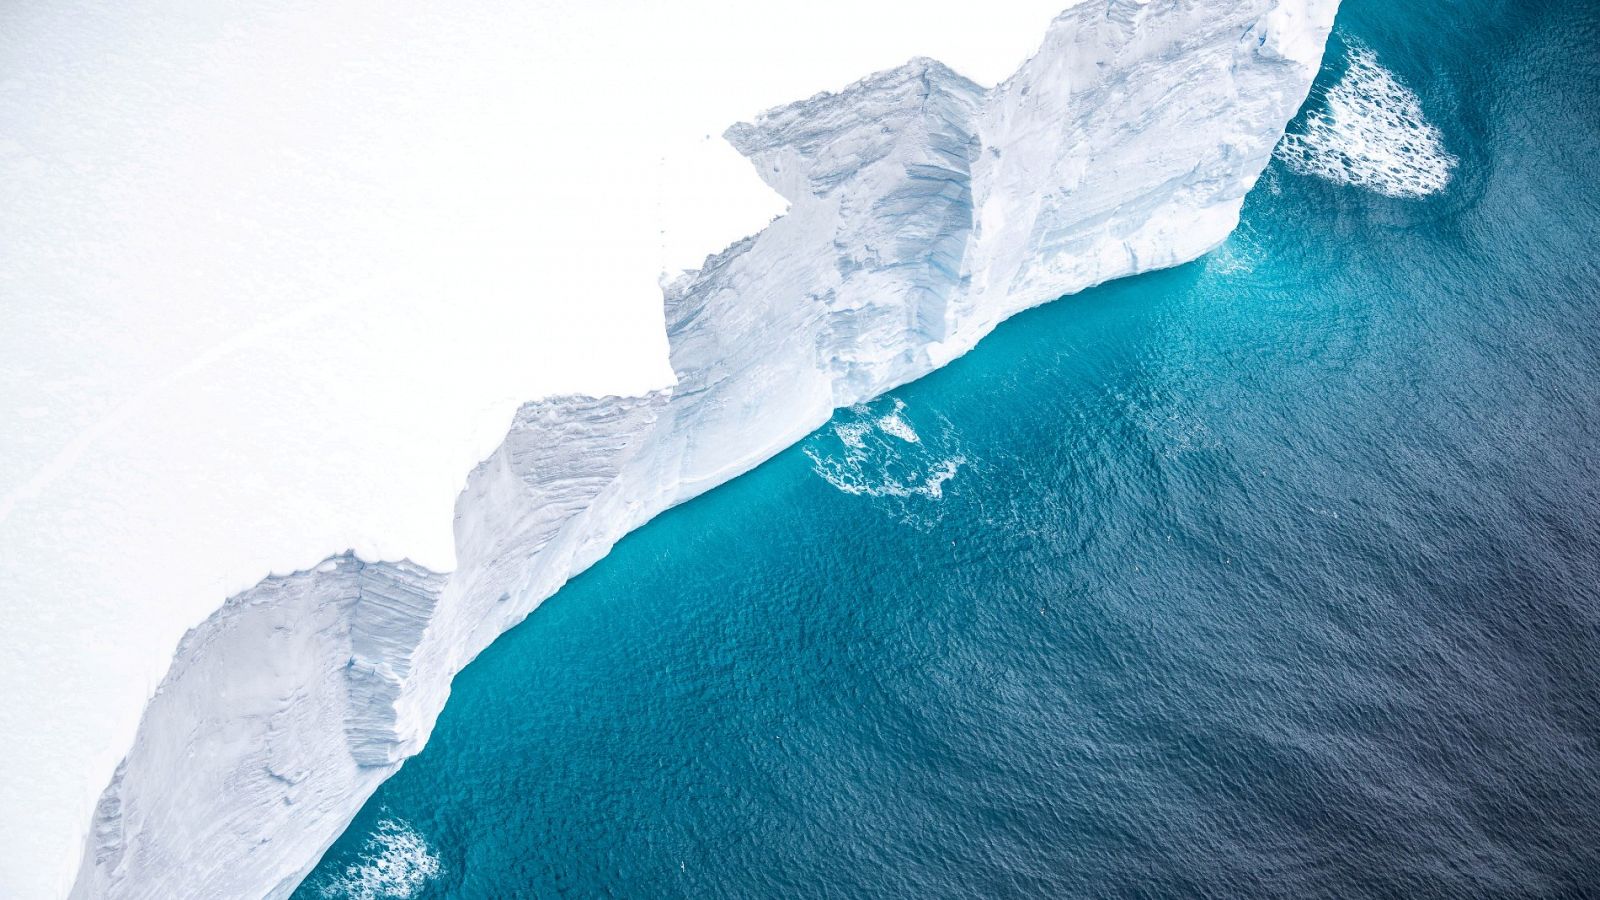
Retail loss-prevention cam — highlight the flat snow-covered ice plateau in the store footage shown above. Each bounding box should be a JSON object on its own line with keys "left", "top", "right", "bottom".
{"left": 0, "top": 0, "right": 1337, "bottom": 896}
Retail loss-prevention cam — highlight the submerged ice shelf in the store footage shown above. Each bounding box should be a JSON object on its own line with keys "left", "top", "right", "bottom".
{"left": 69, "top": 1, "right": 1337, "bottom": 896}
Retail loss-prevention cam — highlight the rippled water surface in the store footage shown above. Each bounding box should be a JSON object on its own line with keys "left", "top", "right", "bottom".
{"left": 301, "top": 1, "right": 1600, "bottom": 896}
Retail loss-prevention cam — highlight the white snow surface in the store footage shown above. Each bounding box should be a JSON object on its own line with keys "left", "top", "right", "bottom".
{"left": 0, "top": 1, "right": 1337, "bottom": 897}
{"left": 0, "top": 2, "right": 1061, "bottom": 895}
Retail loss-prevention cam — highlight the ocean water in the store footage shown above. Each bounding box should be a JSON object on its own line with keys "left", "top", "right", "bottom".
{"left": 299, "top": 1, "right": 1600, "bottom": 896}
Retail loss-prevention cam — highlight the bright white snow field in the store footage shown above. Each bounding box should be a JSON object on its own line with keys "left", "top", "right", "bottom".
{"left": 0, "top": 1, "right": 1067, "bottom": 895}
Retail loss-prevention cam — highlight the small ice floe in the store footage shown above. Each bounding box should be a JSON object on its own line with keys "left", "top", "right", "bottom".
{"left": 316, "top": 818, "right": 441, "bottom": 900}
{"left": 1274, "top": 40, "right": 1457, "bottom": 199}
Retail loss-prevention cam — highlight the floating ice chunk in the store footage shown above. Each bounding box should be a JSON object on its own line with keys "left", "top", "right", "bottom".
{"left": 1275, "top": 42, "right": 1457, "bottom": 198}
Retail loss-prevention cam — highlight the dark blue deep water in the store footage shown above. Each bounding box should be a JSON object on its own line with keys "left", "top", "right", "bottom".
{"left": 301, "top": 1, "right": 1600, "bottom": 896}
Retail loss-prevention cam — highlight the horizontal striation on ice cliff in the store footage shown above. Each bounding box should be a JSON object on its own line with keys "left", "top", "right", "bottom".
{"left": 71, "top": 2, "right": 1337, "bottom": 897}
{"left": 75, "top": 556, "right": 445, "bottom": 898}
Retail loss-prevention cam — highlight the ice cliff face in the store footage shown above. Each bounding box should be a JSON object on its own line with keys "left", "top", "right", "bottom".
{"left": 74, "top": 557, "right": 444, "bottom": 898}
{"left": 71, "top": 2, "right": 1336, "bottom": 896}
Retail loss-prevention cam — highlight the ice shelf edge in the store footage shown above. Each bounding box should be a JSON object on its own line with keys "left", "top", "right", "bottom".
{"left": 70, "top": 2, "right": 1338, "bottom": 897}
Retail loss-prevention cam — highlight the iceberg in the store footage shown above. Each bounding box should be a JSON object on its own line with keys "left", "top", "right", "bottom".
{"left": 52, "top": 1, "right": 1336, "bottom": 896}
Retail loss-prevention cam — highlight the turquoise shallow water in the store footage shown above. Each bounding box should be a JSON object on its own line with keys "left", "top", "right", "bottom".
{"left": 301, "top": 1, "right": 1600, "bottom": 896}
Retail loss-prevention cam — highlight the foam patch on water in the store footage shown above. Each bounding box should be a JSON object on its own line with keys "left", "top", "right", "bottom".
{"left": 316, "top": 818, "right": 441, "bottom": 900}
{"left": 804, "top": 398, "right": 966, "bottom": 517}
{"left": 1275, "top": 42, "right": 1457, "bottom": 199}
{"left": 1205, "top": 221, "right": 1266, "bottom": 276}
{"left": 876, "top": 406, "right": 920, "bottom": 444}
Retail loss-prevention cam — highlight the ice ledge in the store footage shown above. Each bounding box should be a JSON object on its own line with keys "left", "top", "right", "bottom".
{"left": 71, "top": 2, "right": 1337, "bottom": 896}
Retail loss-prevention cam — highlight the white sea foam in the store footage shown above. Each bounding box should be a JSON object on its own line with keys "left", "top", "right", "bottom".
{"left": 835, "top": 421, "right": 872, "bottom": 450}
{"left": 1275, "top": 42, "right": 1456, "bottom": 198}
{"left": 804, "top": 398, "right": 966, "bottom": 504}
{"left": 316, "top": 818, "right": 440, "bottom": 900}
{"left": 876, "top": 401, "right": 921, "bottom": 444}
{"left": 1205, "top": 223, "right": 1266, "bottom": 276}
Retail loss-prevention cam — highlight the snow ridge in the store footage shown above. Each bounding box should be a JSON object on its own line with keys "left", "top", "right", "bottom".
{"left": 71, "top": 2, "right": 1338, "bottom": 897}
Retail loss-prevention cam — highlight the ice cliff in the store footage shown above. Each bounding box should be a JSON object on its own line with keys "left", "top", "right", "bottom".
{"left": 70, "top": 1, "right": 1337, "bottom": 896}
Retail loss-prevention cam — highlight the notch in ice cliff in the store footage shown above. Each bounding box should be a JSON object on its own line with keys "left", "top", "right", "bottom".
{"left": 71, "top": 2, "right": 1338, "bottom": 897}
